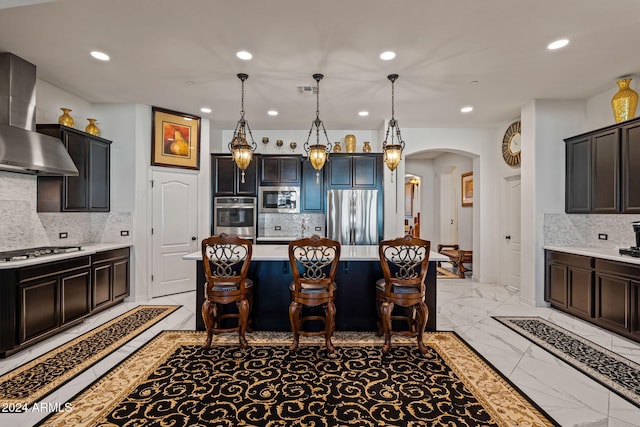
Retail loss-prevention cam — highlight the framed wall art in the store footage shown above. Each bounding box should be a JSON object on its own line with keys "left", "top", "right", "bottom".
{"left": 461, "top": 171, "right": 473, "bottom": 207}
{"left": 151, "top": 106, "right": 201, "bottom": 170}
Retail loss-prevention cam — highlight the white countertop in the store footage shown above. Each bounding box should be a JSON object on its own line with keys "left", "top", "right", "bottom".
{"left": 184, "top": 244, "right": 449, "bottom": 262}
{"left": 0, "top": 243, "right": 132, "bottom": 269}
{"left": 544, "top": 245, "right": 640, "bottom": 265}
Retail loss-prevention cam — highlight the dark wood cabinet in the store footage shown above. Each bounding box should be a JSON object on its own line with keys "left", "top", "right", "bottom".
{"left": 591, "top": 128, "right": 619, "bottom": 213}
{"left": 15, "top": 255, "right": 91, "bottom": 349}
{"left": 564, "top": 116, "right": 640, "bottom": 214}
{"left": 621, "top": 119, "right": 640, "bottom": 213}
{"left": 565, "top": 136, "right": 591, "bottom": 213}
{"left": 92, "top": 247, "right": 130, "bottom": 313}
{"left": 0, "top": 247, "right": 130, "bottom": 357}
{"left": 327, "top": 154, "right": 383, "bottom": 189}
{"left": 301, "top": 159, "right": 325, "bottom": 212}
{"left": 545, "top": 250, "right": 593, "bottom": 320}
{"left": 545, "top": 250, "right": 640, "bottom": 343}
{"left": 260, "top": 155, "right": 301, "bottom": 186}
{"left": 211, "top": 155, "right": 258, "bottom": 196}
{"left": 36, "top": 124, "right": 111, "bottom": 212}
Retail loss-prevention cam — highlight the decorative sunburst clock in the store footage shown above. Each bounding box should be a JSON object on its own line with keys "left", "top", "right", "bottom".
{"left": 502, "top": 120, "right": 521, "bottom": 167}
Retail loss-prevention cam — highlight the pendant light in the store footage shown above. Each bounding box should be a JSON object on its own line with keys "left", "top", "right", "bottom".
{"left": 382, "top": 74, "right": 405, "bottom": 180}
{"left": 303, "top": 73, "right": 332, "bottom": 183}
{"left": 228, "top": 73, "right": 257, "bottom": 183}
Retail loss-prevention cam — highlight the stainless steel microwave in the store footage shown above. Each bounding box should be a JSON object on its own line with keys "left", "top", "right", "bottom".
{"left": 259, "top": 186, "right": 299, "bottom": 213}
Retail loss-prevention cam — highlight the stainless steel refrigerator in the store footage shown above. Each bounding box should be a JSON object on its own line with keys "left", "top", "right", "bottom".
{"left": 327, "top": 189, "right": 378, "bottom": 245}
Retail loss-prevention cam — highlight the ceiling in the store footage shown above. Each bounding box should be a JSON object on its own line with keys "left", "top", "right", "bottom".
{"left": 1, "top": 0, "right": 639, "bottom": 133}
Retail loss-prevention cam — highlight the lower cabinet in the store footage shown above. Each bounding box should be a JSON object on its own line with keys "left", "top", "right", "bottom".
{"left": 545, "top": 250, "right": 640, "bottom": 343}
{"left": 92, "top": 248, "right": 130, "bottom": 313}
{"left": 0, "top": 247, "right": 130, "bottom": 357}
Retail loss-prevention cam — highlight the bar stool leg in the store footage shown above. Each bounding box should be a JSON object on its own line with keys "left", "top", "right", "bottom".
{"left": 415, "top": 302, "right": 429, "bottom": 355}
{"left": 237, "top": 298, "right": 249, "bottom": 349}
{"left": 202, "top": 301, "right": 214, "bottom": 349}
{"left": 289, "top": 301, "right": 302, "bottom": 352}
{"left": 324, "top": 302, "right": 336, "bottom": 353}
{"left": 381, "top": 301, "right": 394, "bottom": 354}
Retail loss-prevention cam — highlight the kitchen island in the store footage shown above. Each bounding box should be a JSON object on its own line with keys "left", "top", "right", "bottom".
{"left": 184, "top": 245, "right": 448, "bottom": 332}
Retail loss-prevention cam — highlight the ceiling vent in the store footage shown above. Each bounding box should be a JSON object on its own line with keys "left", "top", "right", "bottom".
{"left": 296, "top": 85, "right": 318, "bottom": 95}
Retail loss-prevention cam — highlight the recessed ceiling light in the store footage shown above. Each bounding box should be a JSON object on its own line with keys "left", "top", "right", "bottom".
{"left": 358, "top": 111, "right": 369, "bottom": 116}
{"left": 460, "top": 106, "right": 473, "bottom": 113}
{"left": 200, "top": 107, "right": 212, "bottom": 113}
{"left": 547, "top": 39, "right": 569, "bottom": 50}
{"left": 379, "top": 51, "right": 396, "bottom": 61}
{"left": 90, "top": 50, "right": 110, "bottom": 61}
{"left": 267, "top": 110, "right": 278, "bottom": 116}
{"left": 236, "top": 50, "right": 253, "bottom": 60}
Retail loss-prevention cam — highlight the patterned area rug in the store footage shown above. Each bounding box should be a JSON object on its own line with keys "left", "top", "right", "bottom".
{"left": 39, "top": 331, "right": 558, "bottom": 426}
{"left": 493, "top": 316, "right": 640, "bottom": 408}
{"left": 0, "top": 305, "right": 180, "bottom": 407}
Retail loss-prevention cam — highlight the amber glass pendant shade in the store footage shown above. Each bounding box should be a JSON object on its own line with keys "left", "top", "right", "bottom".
{"left": 383, "top": 144, "right": 403, "bottom": 171}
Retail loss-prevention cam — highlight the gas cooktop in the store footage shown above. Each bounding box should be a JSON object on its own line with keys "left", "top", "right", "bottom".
{"left": 0, "top": 246, "right": 82, "bottom": 263}
{"left": 619, "top": 247, "right": 640, "bottom": 258}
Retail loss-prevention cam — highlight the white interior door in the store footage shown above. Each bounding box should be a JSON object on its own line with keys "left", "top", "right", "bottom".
{"left": 152, "top": 170, "right": 198, "bottom": 297}
{"left": 505, "top": 176, "right": 521, "bottom": 289}
{"left": 440, "top": 170, "right": 458, "bottom": 244}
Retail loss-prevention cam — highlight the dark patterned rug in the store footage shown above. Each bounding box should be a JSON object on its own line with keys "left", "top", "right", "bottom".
{"left": 38, "top": 331, "right": 558, "bottom": 426}
{"left": 0, "top": 305, "right": 180, "bottom": 407}
{"left": 493, "top": 316, "right": 640, "bottom": 408}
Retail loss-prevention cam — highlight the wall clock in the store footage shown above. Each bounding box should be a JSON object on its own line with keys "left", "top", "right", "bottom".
{"left": 502, "top": 120, "right": 521, "bottom": 167}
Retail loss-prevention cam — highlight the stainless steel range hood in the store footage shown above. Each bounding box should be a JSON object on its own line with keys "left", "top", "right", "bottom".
{"left": 0, "top": 53, "right": 78, "bottom": 176}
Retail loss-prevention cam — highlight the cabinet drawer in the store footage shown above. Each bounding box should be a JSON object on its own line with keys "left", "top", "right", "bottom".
{"left": 92, "top": 247, "right": 130, "bottom": 263}
{"left": 595, "top": 258, "right": 640, "bottom": 278}
{"left": 18, "top": 256, "right": 91, "bottom": 282}
{"left": 546, "top": 251, "right": 593, "bottom": 269}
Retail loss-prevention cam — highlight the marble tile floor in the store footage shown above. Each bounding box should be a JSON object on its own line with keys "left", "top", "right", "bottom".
{"left": 1, "top": 279, "right": 640, "bottom": 426}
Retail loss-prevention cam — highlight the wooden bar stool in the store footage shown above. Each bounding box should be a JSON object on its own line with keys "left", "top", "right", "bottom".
{"left": 201, "top": 233, "right": 253, "bottom": 349}
{"left": 377, "top": 235, "right": 431, "bottom": 354}
{"left": 288, "top": 234, "right": 341, "bottom": 353}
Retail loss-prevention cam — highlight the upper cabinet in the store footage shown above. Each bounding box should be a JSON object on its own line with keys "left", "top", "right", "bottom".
{"left": 259, "top": 155, "right": 301, "bottom": 186}
{"left": 211, "top": 155, "right": 258, "bottom": 196}
{"left": 565, "top": 117, "right": 640, "bottom": 214}
{"left": 36, "top": 124, "right": 111, "bottom": 212}
{"left": 301, "top": 158, "right": 324, "bottom": 212}
{"left": 327, "top": 153, "right": 383, "bottom": 189}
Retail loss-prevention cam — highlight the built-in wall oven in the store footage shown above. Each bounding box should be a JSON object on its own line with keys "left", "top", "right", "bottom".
{"left": 213, "top": 196, "right": 256, "bottom": 241}
{"left": 259, "top": 186, "right": 300, "bottom": 213}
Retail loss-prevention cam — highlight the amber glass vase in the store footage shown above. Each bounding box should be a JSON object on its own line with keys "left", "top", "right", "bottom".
{"left": 58, "top": 108, "right": 74, "bottom": 127}
{"left": 611, "top": 78, "right": 638, "bottom": 123}
{"left": 85, "top": 118, "right": 99, "bottom": 136}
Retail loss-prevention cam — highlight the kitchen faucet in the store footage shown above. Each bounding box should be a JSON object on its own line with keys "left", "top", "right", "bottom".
{"left": 301, "top": 217, "right": 309, "bottom": 238}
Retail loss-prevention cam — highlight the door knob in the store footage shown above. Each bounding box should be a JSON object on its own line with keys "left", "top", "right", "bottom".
{"left": 191, "top": 236, "right": 197, "bottom": 241}
{"left": 505, "top": 235, "right": 511, "bottom": 240}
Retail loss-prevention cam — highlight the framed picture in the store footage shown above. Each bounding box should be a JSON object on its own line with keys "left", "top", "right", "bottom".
{"left": 461, "top": 171, "right": 473, "bottom": 207}
{"left": 151, "top": 106, "right": 201, "bottom": 170}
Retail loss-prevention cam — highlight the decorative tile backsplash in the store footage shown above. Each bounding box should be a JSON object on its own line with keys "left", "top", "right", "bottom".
{"left": 544, "top": 213, "right": 640, "bottom": 248}
{"left": 258, "top": 213, "right": 326, "bottom": 239}
{"left": 0, "top": 171, "right": 132, "bottom": 251}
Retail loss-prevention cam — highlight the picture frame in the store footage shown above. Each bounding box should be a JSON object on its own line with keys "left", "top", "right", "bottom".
{"left": 461, "top": 171, "right": 473, "bottom": 207}
{"left": 151, "top": 106, "right": 201, "bottom": 170}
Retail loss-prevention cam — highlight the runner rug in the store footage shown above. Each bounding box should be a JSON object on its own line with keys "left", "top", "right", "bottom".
{"left": 38, "top": 331, "right": 558, "bottom": 426}
{"left": 493, "top": 316, "right": 640, "bottom": 408}
{"left": 0, "top": 305, "right": 180, "bottom": 407}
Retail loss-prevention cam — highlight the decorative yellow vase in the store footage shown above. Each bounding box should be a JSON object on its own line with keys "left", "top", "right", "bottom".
{"left": 345, "top": 134, "right": 356, "bottom": 153}
{"left": 333, "top": 141, "right": 342, "bottom": 152}
{"left": 58, "top": 108, "right": 74, "bottom": 127}
{"left": 85, "top": 118, "right": 100, "bottom": 136}
{"left": 169, "top": 130, "right": 189, "bottom": 156}
{"left": 611, "top": 78, "right": 638, "bottom": 123}
{"left": 362, "top": 141, "right": 371, "bottom": 152}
